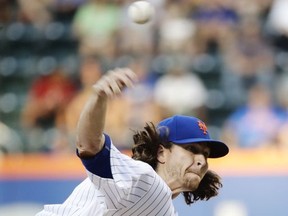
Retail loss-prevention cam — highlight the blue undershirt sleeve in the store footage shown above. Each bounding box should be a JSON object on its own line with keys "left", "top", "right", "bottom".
{"left": 77, "top": 134, "right": 113, "bottom": 179}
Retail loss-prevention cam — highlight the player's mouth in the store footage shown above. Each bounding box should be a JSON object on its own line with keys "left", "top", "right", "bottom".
{"left": 185, "top": 168, "right": 202, "bottom": 178}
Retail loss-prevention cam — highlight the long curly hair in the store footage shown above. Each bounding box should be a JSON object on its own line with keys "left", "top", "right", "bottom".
{"left": 131, "top": 122, "right": 222, "bottom": 205}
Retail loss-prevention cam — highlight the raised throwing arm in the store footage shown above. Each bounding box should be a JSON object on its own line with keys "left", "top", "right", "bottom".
{"left": 76, "top": 68, "right": 137, "bottom": 158}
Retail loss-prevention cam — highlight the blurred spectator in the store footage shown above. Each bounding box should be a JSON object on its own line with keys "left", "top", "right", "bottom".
{"left": 108, "top": 55, "right": 162, "bottom": 149}
{"left": 157, "top": 0, "right": 196, "bottom": 54}
{"left": 103, "top": 97, "right": 131, "bottom": 149}
{"left": 276, "top": 122, "right": 288, "bottom": 149}
{"left": 1, "top": 0, "right": 288, "bottom": 154}
{"left": 221, "top": 82, "right": 287, "bottom": 149}
{"left": 266, "top": 0, "right": 288, "bottom": 52}
{"left": 153, "top": 55, "right": 208, "bottom": 119}
{"left": 220, "top": 16, "right": 275, "bottom": 108}
{"left": 17, "top": 0, "right": 53, "bottom": 29}
{"left": 0, "top": 0, "right": 17, "bottom": 24}
{"left": 276, "top": 72, "right": 288, "bottom": 111}
{"left": 233, "top": 0, "right": 273, "bottom": 26}
{"left": 191, "top": 0, "right": 239, "bottom": 54}
{"left": 120, "top": 56, "right": 162, "bottom": 127}
{"left": 72, "top": 0, "right": 122, "bottom": 57}
{"left": 0, "top": 120, "right": 23, "bottom": 154}
{"left": 275, "top": 72, "right": 288, "bottom": 149}
{"left": 21, "top": 68, "right": 77, "bottom": 152}
{"left": 51, "top": 0, "right": 86, "bottom": 23}
{"left": 65, "top": 55, "right": 160, "bottom": 150}
{"left": 64, "top": 55, "right": 102, "bottom": 150}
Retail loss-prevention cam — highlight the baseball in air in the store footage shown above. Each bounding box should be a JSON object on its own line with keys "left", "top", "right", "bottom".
{"left": 128, "top": 1, "right": 155, "bottom": 24}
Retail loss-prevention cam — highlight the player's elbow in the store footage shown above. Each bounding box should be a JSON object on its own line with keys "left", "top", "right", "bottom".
{"left": 76, "top": 135, "right": 105, "bottom": 158}
{"left": 77, "top": 145, "right": 98, "bottom": 158}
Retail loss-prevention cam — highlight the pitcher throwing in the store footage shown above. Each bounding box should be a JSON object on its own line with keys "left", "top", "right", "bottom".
{"left": 36, "top": 68, "right": 229, "bottom": 216}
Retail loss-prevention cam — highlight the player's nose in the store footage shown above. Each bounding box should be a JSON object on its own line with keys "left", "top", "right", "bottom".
{"left": 194, "top": 154, "right": 207, "bottom": 168}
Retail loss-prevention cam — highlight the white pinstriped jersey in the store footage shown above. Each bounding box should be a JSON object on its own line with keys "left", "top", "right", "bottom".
{"left": 36, "top": 135, "right": 178, "bottom": 216}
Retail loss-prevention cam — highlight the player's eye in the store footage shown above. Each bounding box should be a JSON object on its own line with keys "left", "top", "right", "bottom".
{"left": 184, "top": 145, "right": 199, "bottom": 154}
{"left": 202, "top": 150, "right": 210, "bottom": 158}
{"left": 184, "top": 145, "right": 210, "bottom": 158}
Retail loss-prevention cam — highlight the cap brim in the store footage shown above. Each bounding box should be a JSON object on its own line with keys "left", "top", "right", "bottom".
{"left": 173, "top": 138, "right": 229, "bottom": 158}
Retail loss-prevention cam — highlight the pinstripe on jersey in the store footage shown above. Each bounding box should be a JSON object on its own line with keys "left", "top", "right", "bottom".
{"left": 35, "top": 136, "right": 178, "bottom": 216}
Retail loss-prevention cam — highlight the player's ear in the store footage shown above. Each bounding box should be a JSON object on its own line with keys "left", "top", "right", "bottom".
{"left": 157, "top": 145, "right": 166, "bottom": 164}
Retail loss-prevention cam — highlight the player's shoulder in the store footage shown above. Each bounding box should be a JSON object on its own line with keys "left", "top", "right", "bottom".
{"left": 133, "top": 158, "right": 155, "bottom": 172}
{"left": 113, "top": 147, "right": 154, "bottom": 174}
{"left": 109, "top": 138, "right": 155, "bottom": 175}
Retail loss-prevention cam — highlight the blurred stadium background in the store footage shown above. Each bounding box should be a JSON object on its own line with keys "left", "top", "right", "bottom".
{"left": 0, "top": 0, "right": 288, "bottom": 215}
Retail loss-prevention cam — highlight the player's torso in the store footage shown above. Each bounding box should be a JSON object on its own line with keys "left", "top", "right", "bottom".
{"left": 79, "top": 175, "right": 178, "bottom": 216}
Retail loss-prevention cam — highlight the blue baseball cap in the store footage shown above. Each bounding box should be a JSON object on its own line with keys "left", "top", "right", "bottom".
{"left": 157, "top": 115, "right": 229, "bottom": 158}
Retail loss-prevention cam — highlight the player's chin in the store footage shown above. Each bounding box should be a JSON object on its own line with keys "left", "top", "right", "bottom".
{"left": 184, "top": 173, "right": 202, "bottom": 190}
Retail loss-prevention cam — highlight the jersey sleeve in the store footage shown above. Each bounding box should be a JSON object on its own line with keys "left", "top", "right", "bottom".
{"left": 77, "top": 134, "right": 113, "bottom": 179}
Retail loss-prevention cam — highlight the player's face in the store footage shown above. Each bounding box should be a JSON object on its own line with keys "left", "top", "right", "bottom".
{"left": 165, "top": 143, "right": 210, "bottom": 192}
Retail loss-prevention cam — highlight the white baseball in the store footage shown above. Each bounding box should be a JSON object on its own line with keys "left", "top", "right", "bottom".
{"left": 128, "top": 1, "right": 155, "bottom": 24}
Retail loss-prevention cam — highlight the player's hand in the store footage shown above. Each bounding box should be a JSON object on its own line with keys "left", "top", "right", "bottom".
{"left": 92, "top": 68, "right": 138, "bottom": 98}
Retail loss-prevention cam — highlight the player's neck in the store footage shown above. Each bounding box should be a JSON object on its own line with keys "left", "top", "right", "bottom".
{"left": 166, "top": 179, "right": 187, "bottom": 199}
{"left": 156, "top": 168, "right": 184, "bottom": 199}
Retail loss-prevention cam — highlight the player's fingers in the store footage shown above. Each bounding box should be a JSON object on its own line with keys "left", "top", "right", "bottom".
{"left": 124, "top": 68, "right": 138, "bottom": 82}
{"left": 93, "top": 68, "right": 137, "bottom": 97}
{"left": 113, "top": 68, "right": 138, "bottom": 89}
{"left": 106, "top": 70, "right": 122, "bottom": 95}
{"left": 92, "top": 77, "right": 111, "bottom": 97}
{"left": 93, "top": 70, "right": 123, "bottom": 97}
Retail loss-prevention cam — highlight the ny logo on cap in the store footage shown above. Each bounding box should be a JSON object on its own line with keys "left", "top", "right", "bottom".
{"left": 198, "top": 120, "right": 208, "bottom": 134}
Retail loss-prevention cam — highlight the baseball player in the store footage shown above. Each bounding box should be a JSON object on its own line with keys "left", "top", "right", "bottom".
{"left": 36, "top": 68, "right": 229, "bottom": 216}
